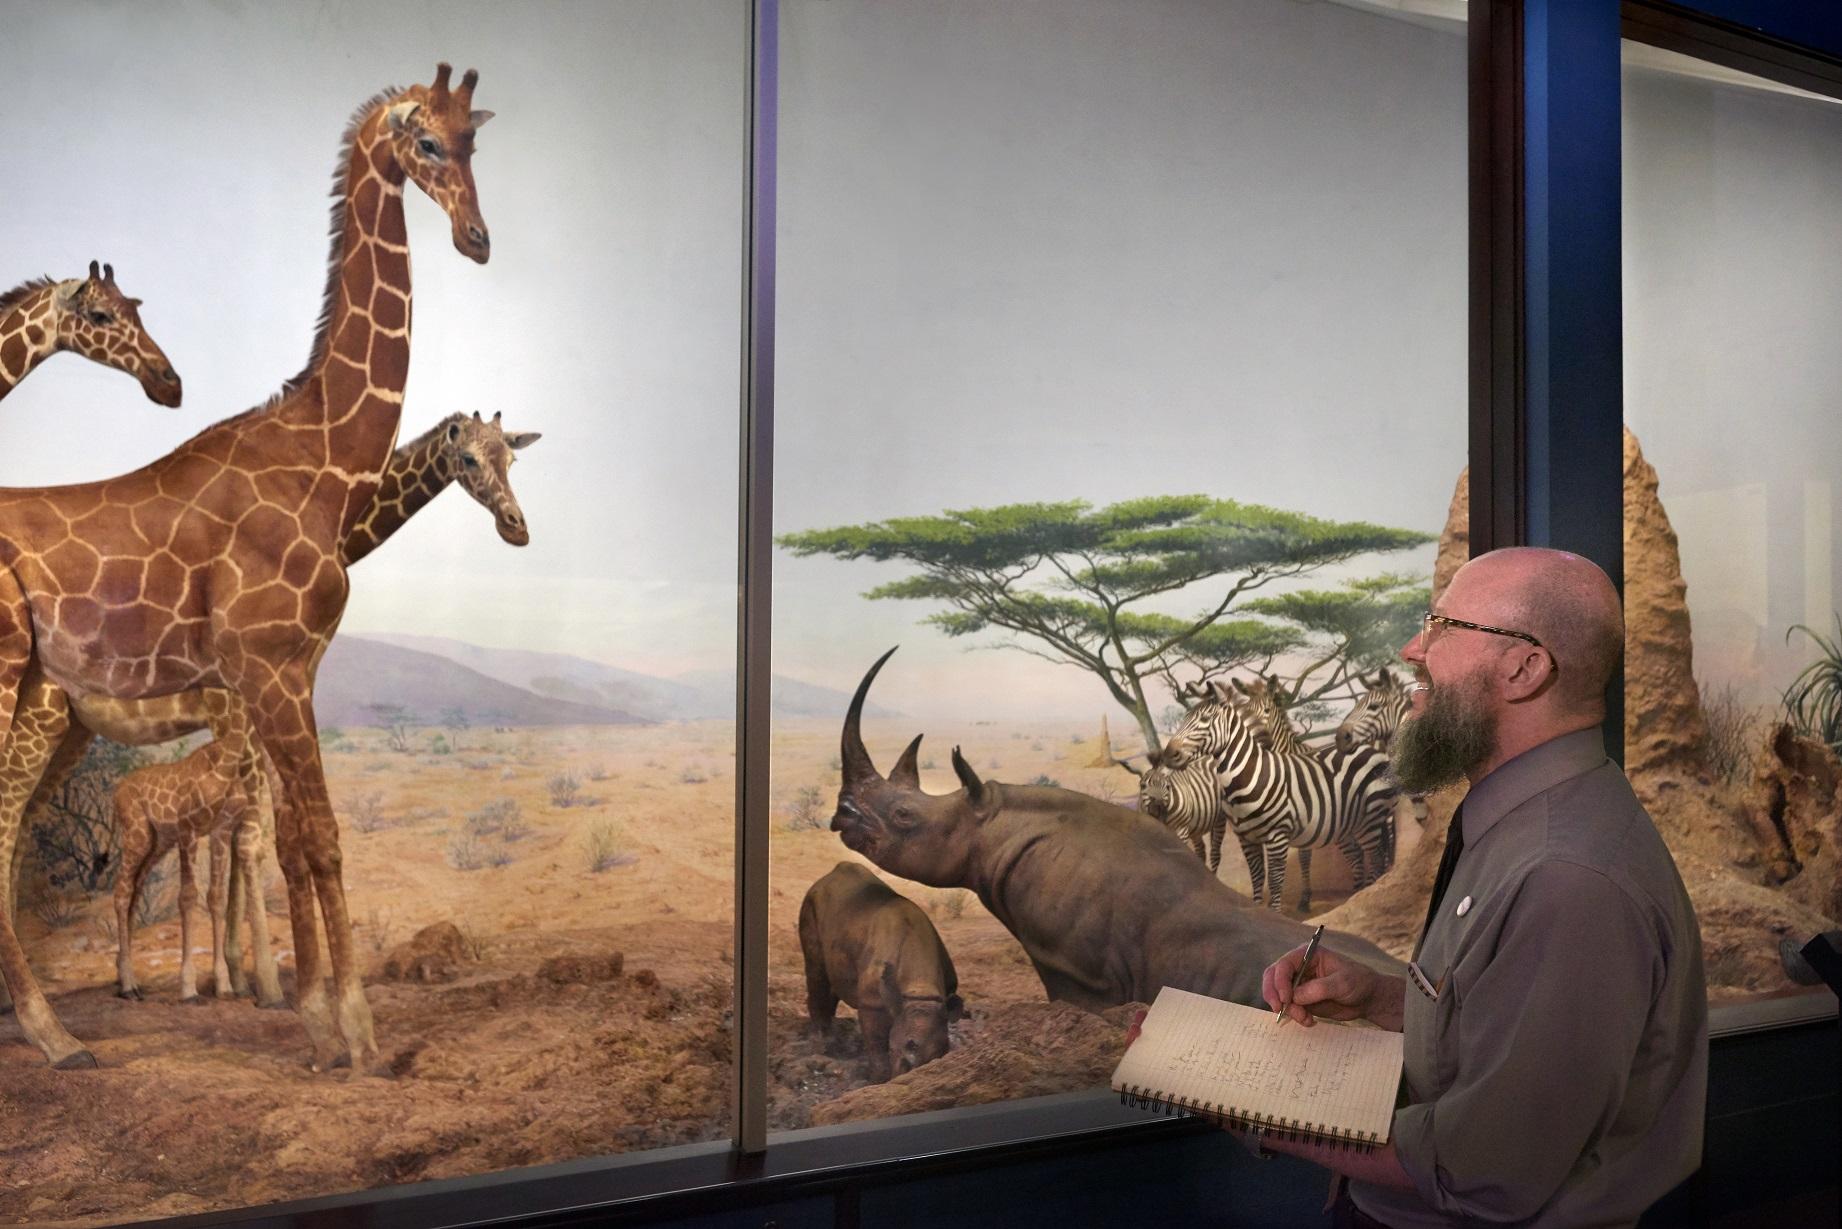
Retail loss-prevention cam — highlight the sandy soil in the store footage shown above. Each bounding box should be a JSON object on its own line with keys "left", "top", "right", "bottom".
{"left": 10, "top": 714, "right": 1797, "bottom": 1227}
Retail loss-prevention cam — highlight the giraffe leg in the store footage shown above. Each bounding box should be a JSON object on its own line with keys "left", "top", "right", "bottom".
{"left": 223, "top": 839, "right": 249, "bottom": 997}
{"left": 244, "top": 689, "right": 371, "bottom": 1071}
{"left": 113, "top": 807, "right": 156, "bottom": 1001}
{"left": 234, "top": 806, "right": 284, "bottom": 1009}
{"left": 5, "top": 723, "right": 95, "bottom": 1014}
{"left": 0, "top": 643, "right": 94, "bottom": 1067}
{"left": 176, "top": 837, "right": 201, "bottom": 1003}
{"left": 208, "top": 827, "right": 233, "bottom": 998}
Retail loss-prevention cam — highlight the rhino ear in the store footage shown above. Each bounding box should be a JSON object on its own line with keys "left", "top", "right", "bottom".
{"left": 946, "top": 993, "right": 966, "bottom": 1022}
{"left": 950, "top": 746, "right": 988, "bottom": 809}
{"left": 889, "top": 734, "right": 924, "bottom": 790}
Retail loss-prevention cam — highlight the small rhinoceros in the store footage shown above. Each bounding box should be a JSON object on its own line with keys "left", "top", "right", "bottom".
{"left": 798, "top": 860, "right": 964, "bottom": 1082}
{"left": 829, "top": 648, "right": 1401, "bottom": 1011}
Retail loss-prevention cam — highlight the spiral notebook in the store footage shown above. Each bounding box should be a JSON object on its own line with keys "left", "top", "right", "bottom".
{"left": 1112, "top": 986, "right": 1403, "bottom": 1151}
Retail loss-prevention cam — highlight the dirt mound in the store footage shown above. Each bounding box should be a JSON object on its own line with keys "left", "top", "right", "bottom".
{"left": 807, "top": 1001, "right": 1136, "bottom": 1126}
{"left": 1331, "top": 443, "right": 1840, "bottom": 994}
{"left": 538, "top": 951, "right": 626, "bottom": 985}
{"left": 381, "top": 922, "right": 472, "bottom": 983}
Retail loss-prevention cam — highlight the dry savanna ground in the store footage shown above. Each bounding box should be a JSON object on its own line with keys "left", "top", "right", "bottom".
{"left": 5, "top": 715, "right": 1360, "bottom": 1227}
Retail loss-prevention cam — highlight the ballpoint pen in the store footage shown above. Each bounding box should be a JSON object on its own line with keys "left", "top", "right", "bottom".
{"left": 1278, "top": 923, "right": 1326, "bottom": 1023}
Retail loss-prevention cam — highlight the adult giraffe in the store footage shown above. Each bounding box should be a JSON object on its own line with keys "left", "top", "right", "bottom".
{"left": 0, "top": 62, "right": 492, "bottom": 1070}
{"left": 0, "top": 410, "right": 543, "bottom": 1009}
{"left": 0, "top": 262, "right": 182, "bottom": 406}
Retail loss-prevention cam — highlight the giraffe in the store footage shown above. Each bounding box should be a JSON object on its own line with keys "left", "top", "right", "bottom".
{"left": 5, "top": 410, "right": 541, "bottom": 1014}
{"left": 109, "top": 700, "right": 264, "bottom": 1004}
{"left": 0, "top": 62, "right": 493, "bottom": 1070}
{"left": 0, "top": 262, "right": 182, "bottom": 406}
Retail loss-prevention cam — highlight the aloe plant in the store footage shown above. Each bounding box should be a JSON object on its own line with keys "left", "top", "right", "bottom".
{"left": 1782, "top": 615, "right": 1842, "bottom": 754}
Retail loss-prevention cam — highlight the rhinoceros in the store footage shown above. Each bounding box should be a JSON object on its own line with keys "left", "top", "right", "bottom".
{"left": 829, "top": 649, "right": 1401, "bottom": 1011}
{"left": 799, "top": 861, "right": 963, "bottom": 1082}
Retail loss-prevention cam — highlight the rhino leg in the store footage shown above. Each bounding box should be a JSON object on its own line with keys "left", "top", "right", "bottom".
{"left": 860, "top": 1007, "right": 893, "bottom": 1083}
{"left": 797, "top": 910, "right": 837, "bottom": 1038}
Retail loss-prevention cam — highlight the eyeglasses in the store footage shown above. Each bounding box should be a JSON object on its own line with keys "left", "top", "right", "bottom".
{"left": 1421, "top": 611, "right": 1544, "bottom": 649}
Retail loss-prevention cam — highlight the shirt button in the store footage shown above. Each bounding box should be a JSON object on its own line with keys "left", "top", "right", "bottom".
{"left": 1456, "top": 895, "right": 1473, "bottom": 917}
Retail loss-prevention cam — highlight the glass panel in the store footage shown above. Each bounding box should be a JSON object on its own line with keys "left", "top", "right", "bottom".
{"left": 0, "top": 2, "right": 740, "bottom": 1221}
{"left": 771, "top": 0, "right": 1465, "bottom": 1131}
{"left": 1622, "top": 44, "right": 1842, "bottom": 1007}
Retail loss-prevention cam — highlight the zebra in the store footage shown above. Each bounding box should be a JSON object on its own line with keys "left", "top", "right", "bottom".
{"left": 1334, "top": 668, "right": 1429, "bottom": 827}
{"left": 1142, "top": 680, "right": 1398, "bottom": 912}
{"left": 1335, "top": 668, "right": 1410, "bottom": 753}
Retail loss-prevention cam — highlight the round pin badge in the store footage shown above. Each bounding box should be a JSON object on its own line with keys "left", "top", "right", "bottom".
{"left": 1455, "top": 895, "right": 1473, "bottom": 917}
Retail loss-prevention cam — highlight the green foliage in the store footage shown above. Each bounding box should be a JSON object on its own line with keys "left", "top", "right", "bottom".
{"left": 1783, "top": 617, "right": 1842, "bottom": 754}
{"left": 780, "top": 495, "right": 1433, "bottom": 751}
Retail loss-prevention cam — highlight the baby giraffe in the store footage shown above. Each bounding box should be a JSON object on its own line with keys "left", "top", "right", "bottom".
{"left": 112, "top": 716, "right": 265, "bottom": 1003}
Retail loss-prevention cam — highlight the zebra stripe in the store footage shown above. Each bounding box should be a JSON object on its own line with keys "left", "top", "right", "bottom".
{"left": 1148, "top": 681, "right": 1398, "bottom": 912}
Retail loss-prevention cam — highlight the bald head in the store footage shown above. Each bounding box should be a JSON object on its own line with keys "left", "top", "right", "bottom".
{"left": 1450, "top": 548, "right": 1624, "bottom": 714}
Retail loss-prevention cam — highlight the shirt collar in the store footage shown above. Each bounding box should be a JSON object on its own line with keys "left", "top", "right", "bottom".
{"left": 1461, "top": 726, "right": 1609, "bottom": 846}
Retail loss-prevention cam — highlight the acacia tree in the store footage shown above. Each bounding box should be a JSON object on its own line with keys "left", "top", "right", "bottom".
{"left": 779, "top": 496, "right": 1432, "bottom": 753}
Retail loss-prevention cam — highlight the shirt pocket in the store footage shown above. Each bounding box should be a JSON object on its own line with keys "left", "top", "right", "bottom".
{"left": 1406, "top": 961, "right": 1463, "bottom": 1097}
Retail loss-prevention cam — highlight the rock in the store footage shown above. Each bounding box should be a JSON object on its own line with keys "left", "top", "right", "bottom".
{"left": 808, "top": 1001, "right": 1135, "bottom": 1126}
{"left": 1623, "top": 426, "right": 1709, "bottom": 778}
{"left": 1740, "top": 726, "right": 1842, "bottom": 922}
{"left": 537, "top": 951, "right": 625, "bottom": 985}
{"left": 1326, "top": 442, "right": 1840, "bottom": 992}
{"left": 382, "top": 922, "right": 471, "bottom": 984}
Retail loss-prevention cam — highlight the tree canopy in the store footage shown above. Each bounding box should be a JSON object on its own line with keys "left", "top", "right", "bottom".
{"left": 780, "top": 496, "right": 1433, "bottom": 753}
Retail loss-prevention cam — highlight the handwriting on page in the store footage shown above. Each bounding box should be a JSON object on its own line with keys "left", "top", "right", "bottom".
{"left": 1163, "top": 1019, "right": 1361, "bottom": 1103}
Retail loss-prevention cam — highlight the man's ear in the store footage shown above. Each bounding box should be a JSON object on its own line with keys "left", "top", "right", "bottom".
{"left": 1502, "top": 644, "right": 1557, "bottom": 702}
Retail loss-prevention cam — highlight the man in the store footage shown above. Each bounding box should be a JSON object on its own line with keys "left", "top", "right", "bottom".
{"left": 1261, "top": 547, "right": 1707, "bottom": 1228}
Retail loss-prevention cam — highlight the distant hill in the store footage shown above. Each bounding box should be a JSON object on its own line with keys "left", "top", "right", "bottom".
{"left": 315, "top": 637, "right": 648, "bottom": 730}
{"left": 361, "top": 632, "right": 890, "bottom": 723}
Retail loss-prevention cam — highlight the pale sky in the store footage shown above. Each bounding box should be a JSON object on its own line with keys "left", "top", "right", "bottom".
{"left": 1, "top": 0, "right": 1466, "bottom": 725}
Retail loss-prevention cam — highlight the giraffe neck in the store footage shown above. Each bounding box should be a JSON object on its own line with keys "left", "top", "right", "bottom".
{"left": 288, "top": 98, "right": 415, "bottom": 496}
{"left": 0, "top": 283, "right": 65, "bottom": 402}
{"left": 341, "top": 417, "right": 459, "bottom": 566}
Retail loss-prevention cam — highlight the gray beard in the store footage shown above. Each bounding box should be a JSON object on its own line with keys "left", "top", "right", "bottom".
{"left": 1389, "top": 674, "right": 1498, "bottom": 795}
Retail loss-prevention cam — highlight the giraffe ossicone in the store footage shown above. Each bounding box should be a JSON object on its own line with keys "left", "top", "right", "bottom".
{"left": 0, "top": 261, "right": 182, "bottom": 406}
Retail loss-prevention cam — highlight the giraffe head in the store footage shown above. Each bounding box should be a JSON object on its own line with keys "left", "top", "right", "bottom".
{"left": 439, "top": 410, "right": 540, "bottom": 545}
{"left": 55, "top": 261, "right": 183, "bottom": 406}
{"left": 385, "top": 63, "right": 494, "bottom": 263}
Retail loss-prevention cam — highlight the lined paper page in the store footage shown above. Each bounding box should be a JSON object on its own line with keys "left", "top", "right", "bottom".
{"left": 1112, "top": 986, "right": 1403, "bottom": 1141}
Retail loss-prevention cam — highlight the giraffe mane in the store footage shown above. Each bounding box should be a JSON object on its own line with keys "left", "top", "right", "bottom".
{"left": 270, "top": 84, "right": 412, "bottom": 410}
{"left": 0, "top": 276, "right": 57, "bottom": 318}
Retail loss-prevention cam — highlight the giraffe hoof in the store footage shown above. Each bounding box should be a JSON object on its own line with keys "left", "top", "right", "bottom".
{"left": 53, "top": 1049, "right": 99, "bottom": 1071}
{"left": 179, "top": 995, "right": 210, "bottom": 1008}
{"left": 254, "top": 997, "right": 289, "bottom": 1011}
{"left": 116, "top": 987, "right": 144, "bottom": 1002}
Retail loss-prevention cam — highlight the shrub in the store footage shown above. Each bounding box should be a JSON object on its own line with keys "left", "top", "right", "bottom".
{"left": 547, "top": 773, "right": 581, "bottom": 808}
{"left": 1783, "top": 616, "right": 1842, "bottom": 755}
{"left": 586, "top": 764, "right": 612, "bottom": 782}
{"left": 679, "top": 764, "right": 709, "bottom": 785}
{"left": 447, "top": 832, "right": 486, "bottom": 871}
{"left": 429, "top": 734, "right": 452, "bottom": 756}
{"left": 346, "top": 791, "right": 387, "bottom": 833}
{"left": 466, "top": 798, "right": 523, "bottom": 839}
{"left": 583, "top": 820, "right": 634, "bottom": 874}
{"left": 32, "top": 739, "right": 148, "bottom": 896}
{"left": 1698, "top": 679, "right": 1762, "bottom": 787}
{"left": 1030, "top": 773, "right": 1061, "bottom": 788}
{"left": 784, "top": 785, "right": 828, "bottom": 831}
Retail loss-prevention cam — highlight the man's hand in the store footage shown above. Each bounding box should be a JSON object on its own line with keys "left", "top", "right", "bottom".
{"left": 1262, "top": 943, "right": 1401, "bottom": 1030}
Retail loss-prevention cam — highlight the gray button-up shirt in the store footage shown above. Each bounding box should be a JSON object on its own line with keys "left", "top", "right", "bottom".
{"left": 1351, "top": 729, "right": 1708, "bottom": 1228}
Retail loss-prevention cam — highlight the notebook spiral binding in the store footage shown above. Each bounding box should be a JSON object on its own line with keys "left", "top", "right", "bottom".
{"left": 1118, "top": 1084, "right": 1380, "bottom": 1153}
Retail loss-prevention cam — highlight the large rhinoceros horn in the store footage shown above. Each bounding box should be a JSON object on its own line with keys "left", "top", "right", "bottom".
{"left": 843, "top": 646, "right": 900, "bottom": 787}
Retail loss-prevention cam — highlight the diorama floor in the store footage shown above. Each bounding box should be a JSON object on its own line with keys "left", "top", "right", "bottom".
{"left": 4, "top": 718, "right": 1353, "bottom": 1227}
